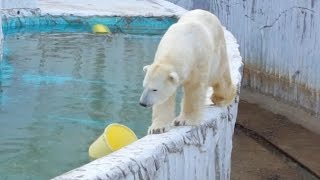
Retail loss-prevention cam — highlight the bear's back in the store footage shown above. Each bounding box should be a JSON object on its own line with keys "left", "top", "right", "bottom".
{"left": 179, "top": 9, "right": 224, "bottom": 44}
{"left": 156, "top": 21, "right": 211, "bottom": 62}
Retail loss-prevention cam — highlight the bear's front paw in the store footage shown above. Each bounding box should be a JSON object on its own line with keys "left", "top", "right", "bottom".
{"left": 172, "top": 115, "right": 200, "bottom": 126}
{"left": 148, "top": 123, "right": 170, "bottom": 134}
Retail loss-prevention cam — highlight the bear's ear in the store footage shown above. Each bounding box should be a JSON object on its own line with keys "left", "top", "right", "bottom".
{"left": 143, "top": 65, "right": 150, "bottom": 72}
{"left": 169, "top": 72, "right": 179, "bottom": 84}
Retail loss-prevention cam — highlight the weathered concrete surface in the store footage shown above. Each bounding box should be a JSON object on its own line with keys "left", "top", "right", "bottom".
{"left": 166, "top": 0, "right": 209, "bottom": 11}
{"left": 167, "top": 0, "right": 320, "bottom": 120}
{"left": 241, "top": 88, "right": 320, "bottom": 135}
{"left": 53, "top": 27, "right": 242, "bottom": 180}
{"left": 39, "top": 0, "right": 186, "bottom": 17}
{"left": 237, "top": 100, "right": 320, "bottom": 178}
{"left": 1, "top": 0, "right": 38, "bottom": 9}
{"left": 231, "top": 130, "right": 306, "bottom": 180}
{"left": 1, "top": 0, "right": 186, "bottom": 17}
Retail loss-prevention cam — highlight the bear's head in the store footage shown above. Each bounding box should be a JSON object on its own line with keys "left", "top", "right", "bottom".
{"left": 139, "top": 64, "right": 179, "bottom": 107}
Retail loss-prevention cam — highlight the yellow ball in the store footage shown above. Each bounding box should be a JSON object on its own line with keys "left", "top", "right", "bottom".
{"left": 92, "top": 24, "right": 111, "bottom": 34}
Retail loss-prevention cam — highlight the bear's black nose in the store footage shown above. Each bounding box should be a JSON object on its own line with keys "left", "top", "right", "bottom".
{"left": 139, "top": 102, "right": 147, "bottom": 107}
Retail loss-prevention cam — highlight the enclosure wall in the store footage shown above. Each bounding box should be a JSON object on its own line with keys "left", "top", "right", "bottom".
{"left": 167, "top": 0, "right": 320, "bottom": 118}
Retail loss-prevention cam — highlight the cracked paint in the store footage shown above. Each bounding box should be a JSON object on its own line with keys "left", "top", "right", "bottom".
{"left": 1, "top": 0, "right": 38, "bottom": 9}
{"left": 259, "top": 6, "right": 315, "bottom": 30}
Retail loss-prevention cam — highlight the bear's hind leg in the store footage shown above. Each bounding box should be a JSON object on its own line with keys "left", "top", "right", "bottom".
{"left": 211, "top": 71, "right": 236, "bottom": 106}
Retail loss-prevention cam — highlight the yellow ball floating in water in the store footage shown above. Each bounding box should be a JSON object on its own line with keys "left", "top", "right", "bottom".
{"left": 92, "top": 24, "right": 111, "bottom": 34}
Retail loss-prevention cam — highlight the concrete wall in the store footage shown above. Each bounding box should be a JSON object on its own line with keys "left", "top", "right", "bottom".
{"left": 1, "top": 0, "right": 38, "bottom": 9}
{"left": 167, "top": 0, "right": 209, "bottom": 11}
{"left": 168, "top": 0, "right": 320, "bottom": 118}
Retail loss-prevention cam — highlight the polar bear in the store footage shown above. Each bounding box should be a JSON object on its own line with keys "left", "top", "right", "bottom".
{"left": 139, "top": 9, "right": 236, "bottom": 134}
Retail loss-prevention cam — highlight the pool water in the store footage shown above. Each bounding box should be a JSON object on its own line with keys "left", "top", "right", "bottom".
{"left": 0, "top": 32, "right": 161, "bottom": 179}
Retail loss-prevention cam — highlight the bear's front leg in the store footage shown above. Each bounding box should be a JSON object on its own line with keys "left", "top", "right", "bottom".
{"left": 148, "top": 93, "right": 176, "bottom": 134}
{"left": 173, "top": 82, "right": 206, "bottom": 126}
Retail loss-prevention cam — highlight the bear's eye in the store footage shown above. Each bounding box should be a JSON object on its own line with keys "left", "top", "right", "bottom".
{"left": 152, "top": 89, "right": 158, "bottom": 92}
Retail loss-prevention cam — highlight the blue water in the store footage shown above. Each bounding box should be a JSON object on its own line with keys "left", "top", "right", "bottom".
{"left": 0, "top": 32, "right": 161, "bottom": 179}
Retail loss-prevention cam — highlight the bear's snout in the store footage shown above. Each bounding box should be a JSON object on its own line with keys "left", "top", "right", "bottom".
{"left": 139, "top": 97, "right": 153, "bottom": 107}
{"left": 139, "top": 102, "right": 147, "bottom": 107}
{"left": 139, "top": 89, "right": 153, "bottom": 108}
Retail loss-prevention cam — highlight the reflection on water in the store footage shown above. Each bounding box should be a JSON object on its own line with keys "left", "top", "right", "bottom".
{"left": 0, "top": 32, "right": 161, "bottom": 179}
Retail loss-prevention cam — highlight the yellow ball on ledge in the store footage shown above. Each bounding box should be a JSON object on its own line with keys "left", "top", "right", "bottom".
{"left": 92, "top": 24, "right": 111, "bottom": 34}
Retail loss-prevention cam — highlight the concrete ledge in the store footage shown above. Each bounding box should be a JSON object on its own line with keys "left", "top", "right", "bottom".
{"left": 1, "top": 0, "right": 38, "bottom": 9}
{"left": 2, "top": 0, "right": 185, "bottom": 17}
{"left": 39, "top": 0, "right": 186, "bottom": 17}
{"left": 1, "top": 0, "right": 186, "bottom": 35}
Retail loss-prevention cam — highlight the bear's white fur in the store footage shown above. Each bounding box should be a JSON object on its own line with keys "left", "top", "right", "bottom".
{"left": 140, "top": 9, "right": 236, "bottom": 134}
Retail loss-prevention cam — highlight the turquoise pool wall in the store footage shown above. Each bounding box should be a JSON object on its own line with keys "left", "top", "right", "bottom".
{"left": 2, "top": 15, "right": 177, "bottom": 35}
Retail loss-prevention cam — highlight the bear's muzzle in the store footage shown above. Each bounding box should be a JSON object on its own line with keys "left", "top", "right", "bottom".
{"left": 139, "top": 89, "right": 153, "bottom": 108}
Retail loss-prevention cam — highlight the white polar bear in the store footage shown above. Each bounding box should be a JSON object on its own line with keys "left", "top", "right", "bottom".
{"left": 139, "top": 9, "right": 236, "bottom": 134}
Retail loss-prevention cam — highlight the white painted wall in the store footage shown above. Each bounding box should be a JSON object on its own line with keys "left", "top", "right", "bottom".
{"left": 167, "top": 0, "right": 320, "bottom": 118}
{"left": 38, "top": 0, "right": 186, "bottom": 17}
{"left": 1, "top": 0, "right": 38, "bottom": 9}
{"left": 53, "top": 28, "right": 242, "bottom": 180}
